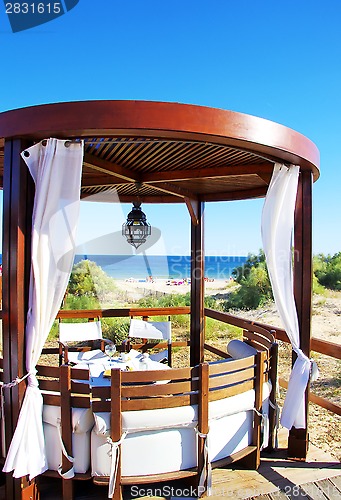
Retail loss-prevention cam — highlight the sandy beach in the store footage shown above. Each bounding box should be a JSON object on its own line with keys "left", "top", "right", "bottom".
{"left": 115, "top": 277, "right": 234, "bottom": 302}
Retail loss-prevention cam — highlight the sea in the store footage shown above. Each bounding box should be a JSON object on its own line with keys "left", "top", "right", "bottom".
{"left": 73, "top": 254, "right": 247, "bottom": 281}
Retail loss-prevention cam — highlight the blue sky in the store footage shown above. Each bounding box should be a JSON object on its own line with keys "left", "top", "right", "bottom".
{"left": 0, "top": 0, "right": 340, "bottom": 256}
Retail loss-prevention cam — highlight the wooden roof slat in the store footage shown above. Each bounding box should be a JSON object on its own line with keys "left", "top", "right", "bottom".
{"left": 161, "top": 143, "right": 218, "bottom": 172}
{"left": 95, "top": 137, "right": 128, "bottom": 160}
{"left": 85, "top": 137, "right": 111, "bottom": 156}
{"left": 143, "top": 142, "right": 210, "bottom": 173}
{"left": 124, "top": 140, "right": 178, "bottom": 172}
{"left": 107, "top": 140, "right": 147, "bottom": 166}
{"left": 114, "top": 140, "right": 163, "bottom": 168}
{"left": 127, "top": 141, "right": 189, "bottom": 172}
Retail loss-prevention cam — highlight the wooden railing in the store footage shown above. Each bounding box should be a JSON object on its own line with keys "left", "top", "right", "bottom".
{"left": 205, "top": 308, "right": 341, "bottom": 416}
{"left": 56, "top": 307, "right": 190, "bottom": 320}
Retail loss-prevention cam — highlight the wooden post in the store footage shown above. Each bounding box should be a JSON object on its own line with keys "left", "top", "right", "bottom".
{"left": 268, "top": 338, "right": 279, "bottom": 451}
{"left": 60, "top": 365, "right": 74, "bottom": 499}
{"left": 197, "top": 362, "right": 209, "bottom": 496}
{"left": 2, "top": 139, "right": 35, "bottom": 499}
{"left": 288, "top": 170, "right": 313, "bottom": 459}
{"left": 190, "top": 200, "right": 205, "bottom": 366}
{"left": 111, "top": 369, "right": 123, "bottom": 500}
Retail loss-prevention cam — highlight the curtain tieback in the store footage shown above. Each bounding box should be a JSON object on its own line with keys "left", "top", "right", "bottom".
{"left": 292, "top": 349, "right": 319, "bottom": 381}
{"left": 195, "top": 426, "right": 212, "bottom": 496}
{"left": 269, "top": 400, "right": 281, "bottom": 449}
{"left": 1, "top": 370, "right": 35, "bottom": 391}
{"left": 253, "top": 408, "right": 270, "bottom": 451}
{"left": 0, "top": 369, "right": 39, "bottom": 456}
{"left": 57, "top": 418, "right": 75, "bottom": 479}
{"left": 310, "top": 359, "right": 319, "bottom": 382}
{"left": 107, "top": 432, "right": 128, "bottom": 499}
{"left": 56, "top": 418, "right": 75, "bottom": 479}
{"left": 0, "top": 370, "right": 37, "bottom": 425}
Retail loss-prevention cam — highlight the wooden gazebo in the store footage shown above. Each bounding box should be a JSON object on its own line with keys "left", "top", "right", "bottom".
{"left": 0, "top": 101, "right": 320, "bottom": 499}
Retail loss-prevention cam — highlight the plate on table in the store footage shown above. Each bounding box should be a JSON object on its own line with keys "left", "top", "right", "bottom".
{"left": 117, "top": 355, "right": 131, "bottom": 363}
{"left": 103, "top": 365, "right": 133, "bottom": 377}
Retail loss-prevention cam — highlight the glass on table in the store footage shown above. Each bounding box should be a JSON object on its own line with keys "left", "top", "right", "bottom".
{"left": 105, "top": 343, "right": 117, "bottom": 363}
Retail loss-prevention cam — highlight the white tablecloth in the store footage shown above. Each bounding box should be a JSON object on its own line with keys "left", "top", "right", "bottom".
{"left": 73, "top": 349, "right": 170, "bottom": 386}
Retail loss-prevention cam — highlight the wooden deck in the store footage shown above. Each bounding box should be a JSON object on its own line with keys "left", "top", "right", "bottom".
{"left": 208, "top": 429, "right": 341, "bottom": 499}
{"left": 1, "top": 429, "right": 339, "bottom": 500}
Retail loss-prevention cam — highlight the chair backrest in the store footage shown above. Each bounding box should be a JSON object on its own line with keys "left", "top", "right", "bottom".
{"left": 208, "top": 355, "right": 261, "bottom": 402}
{"left": 91, "top": 363, "right": 208, "bottom": 498}
{"left": 91, "top": 365, "right": 199, "bottom": 414}
{"left": 37, "top": 363, "right": 91, "bottom": 479}
{"left": 59, "top": 320, "right": 102, "bottom": 343}
{"left": 128, "top": 319, "right": 171, "bottom": 343}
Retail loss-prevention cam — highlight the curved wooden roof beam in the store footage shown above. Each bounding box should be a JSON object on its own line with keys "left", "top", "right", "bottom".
{"left": 83, "top": 152, "right": 140, "bottom": 182}
{"left": 141, "top": 162, "right": 274, "bottom": 183}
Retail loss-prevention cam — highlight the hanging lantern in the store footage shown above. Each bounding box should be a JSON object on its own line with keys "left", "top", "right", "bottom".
{"left": 122, "top": 201, "right": 151, "bottom": 249}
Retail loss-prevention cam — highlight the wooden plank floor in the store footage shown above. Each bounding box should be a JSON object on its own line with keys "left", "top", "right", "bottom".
{"left": 0, "top": 430, "right": 340, "bottom": 499}
{"left": 208, "top": 429, "right": 341, "bottom": 499}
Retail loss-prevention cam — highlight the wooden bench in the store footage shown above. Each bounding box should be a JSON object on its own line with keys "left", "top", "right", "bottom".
{"left": 90, "top": 330, "right": 277, "bottom": 499}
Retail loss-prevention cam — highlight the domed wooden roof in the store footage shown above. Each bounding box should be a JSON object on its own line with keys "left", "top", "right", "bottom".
{"left": 0, "top": 100, "right": 320, "bottom": 203}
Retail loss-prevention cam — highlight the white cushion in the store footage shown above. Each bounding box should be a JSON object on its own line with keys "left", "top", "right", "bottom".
{"left": 44, "top": 423, "right": 92, "bottom": 474}
{"left": 209, "top": 381, "right": 272, "bottom": 458}
{"left": 43, "top": 406, "right": 94, "bottom": 474}
{"left": 91, "top": 427, "right": 197, "bottom": 477}
{"left": 227, "top": 339, "right": 257, "bottom": 359}
{"left": 209, "top": 381, "right": 271, "bottom": 420}
{"left": 209, "top": 410, "right": 253, "bottom": 462}
{"left": 43, "top": 405, "right": 94, "bottom": 434}
{"left": 92, "top": 404, "right": 198, "bottom": 436}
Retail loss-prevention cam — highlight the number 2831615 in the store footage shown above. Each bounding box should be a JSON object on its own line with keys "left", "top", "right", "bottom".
{"left": 5, "top": 3, "right": 62, "bottom": 14}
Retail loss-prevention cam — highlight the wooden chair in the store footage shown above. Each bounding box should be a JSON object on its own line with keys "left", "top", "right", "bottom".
{"left": 37, "top": 363, "right": 93, "bottom": 499}
{"left": 58, "top": 318, "right": 114, "bottom": 365}
{"left": 124, "top": 317, "right": 173, "bottom": 366}
{"left": 91, "top": 364, "right": 208, "bottom": 499}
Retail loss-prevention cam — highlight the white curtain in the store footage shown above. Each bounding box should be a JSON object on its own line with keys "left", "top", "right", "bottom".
{"left": 261, "top": 163, "right": 311, "bottom": 430}
{"left": 3, "top": 138, "right": 83, "bottom": 479}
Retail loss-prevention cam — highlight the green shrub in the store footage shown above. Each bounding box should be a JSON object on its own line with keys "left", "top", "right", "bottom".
{"left": 66, "top": 259, "right": 117, "bottom": 306}
{"left": 101, "top": 318, "right": 130, "bottom": 344}
{"left": 314, "top": 252, "right": 341, "bottom": 291}
{"left": 312, "top": 274, "right": 327, "bottom": 295}
{"left": 223, "top": 262, "right": 272, "bottom": 311}
{"left": 63, "top": 294, "right": 101, "bottom": 310}
{"left": 232, "top": 250, "right": 266, "bottom": 283}
{"left": 138, "top": 292, "right": 192, "bottom": 308}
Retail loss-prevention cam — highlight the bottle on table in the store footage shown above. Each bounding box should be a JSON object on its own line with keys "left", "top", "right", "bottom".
{"left": 139, "top": 353, "right": 149, "bottom": 371}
